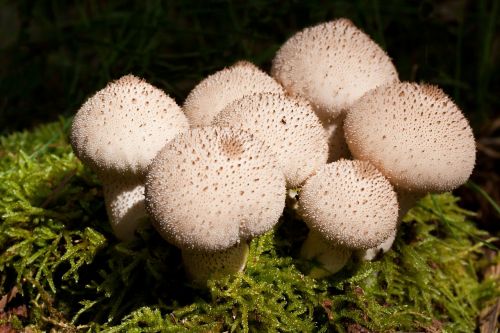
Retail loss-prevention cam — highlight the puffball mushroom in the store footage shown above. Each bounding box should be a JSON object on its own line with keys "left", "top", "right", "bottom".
{"left": 213, "top": 92, "right": 328, "bottom": 188}
{"left": 70, "top": 74, "right": 189, "bottom": 240}
{"left": 183, "top": 61, "right": 284, "bottom": 127}
{"left": 344, "top": 82, "right": 476, "bottom": 193}
{"left": 145, "top": 126, "right": 286, "bottom": 284}
{"left": 299, "top": 159, "right": 399, "bottom": 277}
{"left": 271, "top": 18, "right": 398, "bottom": 121}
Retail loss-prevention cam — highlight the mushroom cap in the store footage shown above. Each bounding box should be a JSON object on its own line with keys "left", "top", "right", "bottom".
{"left": 71, "top": 74, "right": 189, "bottom": 177}
{"left": 145, "top": 126, "right": 286, "bottom": 252}
{"left": 183, "top": 61, "right": 284, "bottom": 127}
{"left": 271, "top": 19, "right": 398, "bottom": 120}
{"left": 213, "top": 92, "right": 328, "bottom": 188}
{"left": 344, "top": 82, "right": 476, "bottom": 192}
{"left": 299, "top": 160, "right": 398, "bottom": 250}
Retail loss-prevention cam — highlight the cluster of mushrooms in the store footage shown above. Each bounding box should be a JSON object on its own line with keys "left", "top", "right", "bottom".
{"left": 70, "top": 19, "right": 476, "bottom": 284}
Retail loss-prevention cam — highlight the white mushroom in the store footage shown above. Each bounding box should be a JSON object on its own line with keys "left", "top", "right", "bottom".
{"left": 344, "top": 82, "right": 476, "bottom": 193}
{"left": 213, "top": 92, "right": 328, "bottom": 188}
{"left": 271, "top": 18, "right": 398, "bottom": 121}
{"left": 71, "top": 74, "right": 189, "bottom": 240}
{"left": 183, "top": 61, "right": 284, "bottom": 127}
{"left": 298, "top": 160, "right": 399, "bottom": 276}
{"left": 145, "top": 126, "right": 286, "bottom": 284}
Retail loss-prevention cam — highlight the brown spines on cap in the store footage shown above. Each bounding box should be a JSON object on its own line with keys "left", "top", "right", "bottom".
{"left": 213, "top": 93, "right": 328, "bottom": 188}
{"left": 299, "top": 160, "right": 398, "bottom": 250}
{"left": 145, "top": 126, "right": 286, "bottom": 252}
{"left": 271, "top": 19, "right": 398, "bottom": 120}
{"left": 344, "top": 82, "right": 476, "bottom": 193}
{"left": 182, "top": 61, "right": 284, "bottom": 127}
{"left": 70, "top": 74, "right": 189, "bottom": 178}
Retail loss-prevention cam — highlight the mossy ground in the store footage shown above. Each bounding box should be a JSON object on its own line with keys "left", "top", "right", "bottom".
{"left": 0, "top": 118, "right": 498, "bottom": 332}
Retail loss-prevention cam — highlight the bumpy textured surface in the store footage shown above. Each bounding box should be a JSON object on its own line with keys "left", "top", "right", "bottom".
{"left": 299, "top": 160, "right": 398, "bottom": 249}
{"left": 145, "top": 127, "right": 286, "bottom": 251}
{"left": 213, "top": 93, "right": 328, "bottom": 187}
{"left": 182, "top": 243, "right": 249, "bottom": 284}
{"left": 271, "top": 19, "right": 398, "bottom": 120}
{"left": 102, "top": 176, "right": 147, "bottom": 241}
{"left": 71, "top": 74, "right": 189, "bottom": 177}
{"left": 344, "top": 82, "right": 476, "bottom": 192}
{"left": 183, "top": 61, "right": 284, "bottom": 127}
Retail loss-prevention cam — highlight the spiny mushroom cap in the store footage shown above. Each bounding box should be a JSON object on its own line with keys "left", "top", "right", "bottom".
{"left": 71, "top": 74, "right": 189, "bottom": 178}
{"left": 299, "top": 160, "right": 398, "bottom": 250}
{"left": 271, "top": 19, "right": 398, "bottom": 120}
{"left": 213, "top": 93, "right": 328, "bottom": 188}
{"left": 344, "top": 82, "right": 476, "bottom": 192}
{"left": 183, "top": 61, "right": 284, "bottom": 127}
{"left": 145, "top": 126, "right": 286, "bottom": 252}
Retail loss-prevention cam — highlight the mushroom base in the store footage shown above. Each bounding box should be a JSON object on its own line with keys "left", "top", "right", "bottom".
{"left": 300, "top": 230, "right": 352, "bottom": 278}
{"left": 355, "top": 229, "right": 397, "bottom": 261}
{"left": 102, "top": 176, "right": 148, "bottom": 241}
{"left": 182, "top": 242, "right": 250, "bottom": 286}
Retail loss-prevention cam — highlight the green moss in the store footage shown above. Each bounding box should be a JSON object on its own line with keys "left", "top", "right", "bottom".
{"left": 0, "top": 119, "right": 498, "bottom": 332}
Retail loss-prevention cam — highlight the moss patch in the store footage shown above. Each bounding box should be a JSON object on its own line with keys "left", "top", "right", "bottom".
{"left": 0, "top": 119, "right": 498, "bottom": 332}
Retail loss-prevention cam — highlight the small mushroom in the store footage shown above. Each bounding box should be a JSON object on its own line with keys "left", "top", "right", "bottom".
{"left": 71, "top": 74, "right": 189, "bottom": 240}
{"left": 344, "top": 82, "right": 476, "bottom": 193}
{"left": 183, "top": 61, "right": 284, "bottom": 127}
{"left": 298, "top": 160, "right": 399, "bottom": 277}
{"left": 213, "top": 92, "right": 328, "bottom": 188}
{"left": 145, "top": 126, "right": 286, "bottom": 284}
{"left": 356, "top": 189, "right": 423, "bottom": 260}
{"left": 271, "top": 18, "right": 398, "bottom": 121}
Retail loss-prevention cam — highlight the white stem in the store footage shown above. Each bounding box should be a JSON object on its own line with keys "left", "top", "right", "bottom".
{"left": 356, "top": 190, "right": 423, "bottom": 261}
{"left": 300, "top": 230, "right": 351, "bottom": 278}
{"left": 355, "top": 229, "right": 397, "bottom": 261}
{"left": 101, "top": 176, "right": 148, "bottom": 241}
{"left": 182, "top": 242, "right": 249, "bottom": 285}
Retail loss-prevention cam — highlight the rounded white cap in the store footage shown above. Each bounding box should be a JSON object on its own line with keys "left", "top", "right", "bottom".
{"left": 183, "top": 61, "right": 284, "bottom": 127}
{"left": 344, "top": 82, "right": 476, "bottom": 192}
{"left": 272, "top": 19, "right": 398, "bottom": 120}
{"left": 299, "top": 160, "right": 399, "bottom": 249}
{"left": 71, "top": 74, "right": 189, "bottom": 177}
{"left": 145, "top": 127, "right": 286, "bottom": 251}
{"left": 213, "top": 92, "right": 328, "bottom": 187}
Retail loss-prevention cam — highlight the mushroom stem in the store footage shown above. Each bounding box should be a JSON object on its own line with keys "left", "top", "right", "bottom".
{"left": 102, "top": 176, "right": 148, "bottom": 241}
{"left": 355, "top": 229, "right": 397, "bottom": 261}
{"left": 300, "top": 230, "right": 352, "bottom": 278}
{"left": 356, "top": 190, "right": 424, "bottom": 261}
{"left": 182, "top": 242, "right": 250, "bottom": 285}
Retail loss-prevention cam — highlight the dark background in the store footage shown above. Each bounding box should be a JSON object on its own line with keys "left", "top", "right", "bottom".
{"left": 0, "top": 0, "right": 498, "bottom": 227}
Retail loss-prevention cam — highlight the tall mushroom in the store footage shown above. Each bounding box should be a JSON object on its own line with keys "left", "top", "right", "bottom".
{"left": 145, "top": 127, "right": 286, "bottom": 284}
{"left": 213, "top": 92, "right": 328, "bottom": 188}
{"left": 298, "top": 160, "right": 399, "bottom": 277}
{"left": 344, "top": 82, "right": 475, "bottom": 259}
{"left": 71, "top": 75, "right": 189, "bottom": 240}
{"left": 183, "top": 61, "right": 284, "bottom": 127}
